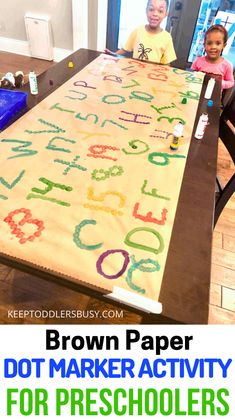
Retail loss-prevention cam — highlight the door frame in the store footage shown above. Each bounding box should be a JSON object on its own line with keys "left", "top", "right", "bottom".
{"left": 72, "top": 0, "right": 88, "bottom": 50}
{"left": 169, "top": 0, "right": 201, "bottom": 68}
{"left": 106, "top": 0, "right": 121, "bottom": 50}
{"left": 72, "top": 0, "right": 108, "bottom": 51}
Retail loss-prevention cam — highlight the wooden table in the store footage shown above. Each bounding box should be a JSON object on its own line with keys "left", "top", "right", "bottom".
{"left": 0, "top": 49, "right": 221, "bottom": 324}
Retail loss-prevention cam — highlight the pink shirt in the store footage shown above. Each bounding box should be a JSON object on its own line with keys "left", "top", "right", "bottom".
{"left": 191, "top": 56, "right": 234, "bottom": 90}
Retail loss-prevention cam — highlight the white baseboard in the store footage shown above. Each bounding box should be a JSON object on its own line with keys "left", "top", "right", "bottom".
{"left": 53, "top": 47, "right": 73, "bottom": 63}
{"left": 0, "top": 37, "right": 30, "bottom": 56}
{"left": 0, "top": 36, "right": 73, "bottom": 62}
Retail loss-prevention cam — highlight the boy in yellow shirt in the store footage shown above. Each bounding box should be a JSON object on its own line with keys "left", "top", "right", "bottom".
{"left": 106, "top": 0, "right": 176, "bottom": 65}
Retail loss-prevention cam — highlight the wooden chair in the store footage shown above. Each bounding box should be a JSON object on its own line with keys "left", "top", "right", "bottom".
{"left": 214, "top": 87, "right": 235, "bottom": 226}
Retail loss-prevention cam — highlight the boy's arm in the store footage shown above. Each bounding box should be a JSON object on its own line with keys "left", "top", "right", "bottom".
{"left": 123, "top": 29, "right": 137, "bottom": 53}
{"left": 160, "top": 34, "right": 176, "bottom": 65}
{"left": 105, "top": 29, "right": 137, "bottom": 57}
{"left": 116, "top": 48, "right": 128, "bottom": 55}
{"left": 105, "top": 48, "right": 128, "bottom": 56}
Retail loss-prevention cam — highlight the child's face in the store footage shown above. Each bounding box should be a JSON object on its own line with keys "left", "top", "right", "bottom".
{"left": 146, "top": 0, "right": 168, "bottom": 30}
{"left": 204, "top": 31, "right": 225, "bottom": 61}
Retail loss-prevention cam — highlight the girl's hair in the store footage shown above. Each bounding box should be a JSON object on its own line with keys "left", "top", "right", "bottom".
{"left": 205, "top": 24, "right": 228, "bottom": 44}
{"left": 147, "top": 0, "right": 169, "bottom": 10}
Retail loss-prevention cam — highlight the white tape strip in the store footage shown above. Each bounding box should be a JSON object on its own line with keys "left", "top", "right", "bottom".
{"left": 107, "top": 286, "right": 162, "bottom": 314}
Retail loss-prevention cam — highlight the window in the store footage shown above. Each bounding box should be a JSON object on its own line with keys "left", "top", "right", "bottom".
{"left": 188, "top": 0, "right": 235, "bottom": 67}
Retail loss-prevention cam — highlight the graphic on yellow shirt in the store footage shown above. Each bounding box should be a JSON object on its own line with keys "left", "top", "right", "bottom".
{"left": 124, "top": 26, "right": 176, "bottom": 64}
{"left": 138, "top": 44, "right": 152, "bottom": 60}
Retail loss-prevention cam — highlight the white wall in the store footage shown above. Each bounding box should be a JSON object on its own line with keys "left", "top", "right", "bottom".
{"left": 0, "top": 0, "right": 73, "bottom": 50}
{"left": 0, "top": 0, "right": 108, "bottom": 61}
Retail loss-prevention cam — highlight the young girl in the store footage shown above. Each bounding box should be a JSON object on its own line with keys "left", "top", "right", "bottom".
{"left": 191, "top": 24, "right": 234, "bottom": 90}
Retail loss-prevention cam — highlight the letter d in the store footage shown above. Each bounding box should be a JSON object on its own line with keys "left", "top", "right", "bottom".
{"left": 4, "top": 359, "right": 17, "bottom": 378}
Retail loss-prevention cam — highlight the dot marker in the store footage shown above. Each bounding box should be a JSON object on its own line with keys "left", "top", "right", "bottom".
{"left": 181, "top": 97, "right": 187, "bottom": 104}
{"left": 68, "top": 61, "right": 74, "bottom": 68}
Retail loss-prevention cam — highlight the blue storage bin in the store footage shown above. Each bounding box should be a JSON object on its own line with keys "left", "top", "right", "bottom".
{"left": 0, "top": 89, "right": 28, "bottom": 130}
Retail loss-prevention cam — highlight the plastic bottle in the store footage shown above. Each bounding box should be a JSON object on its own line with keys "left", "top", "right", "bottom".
{"left": 204, "top": 78, "right": 215, "bottom": 99}
{"left": 29, "top": 71, "right": 38, "bottom": 95}
{"left": 170, "top": 121, "right": 184, "bottom": 150}
{"left": 194, "top": 113, "right": 209, "bottom": 140}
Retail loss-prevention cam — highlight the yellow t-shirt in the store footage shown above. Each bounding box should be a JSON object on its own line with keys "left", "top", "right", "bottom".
{"left": 124, "top": 26, "right": 176, "bottom": 64}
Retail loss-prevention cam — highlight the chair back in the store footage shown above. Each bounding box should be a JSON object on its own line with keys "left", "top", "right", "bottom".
{"left": 219, "top": 87, "right": 235, "bottom": 165}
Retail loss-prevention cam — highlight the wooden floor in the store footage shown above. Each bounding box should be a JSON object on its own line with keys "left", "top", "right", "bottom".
{"left": 0, "top": 51, "right": 234, "bottom": 324}
{"left": 209, "top": 141, "right": 235, "bottom": 323}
